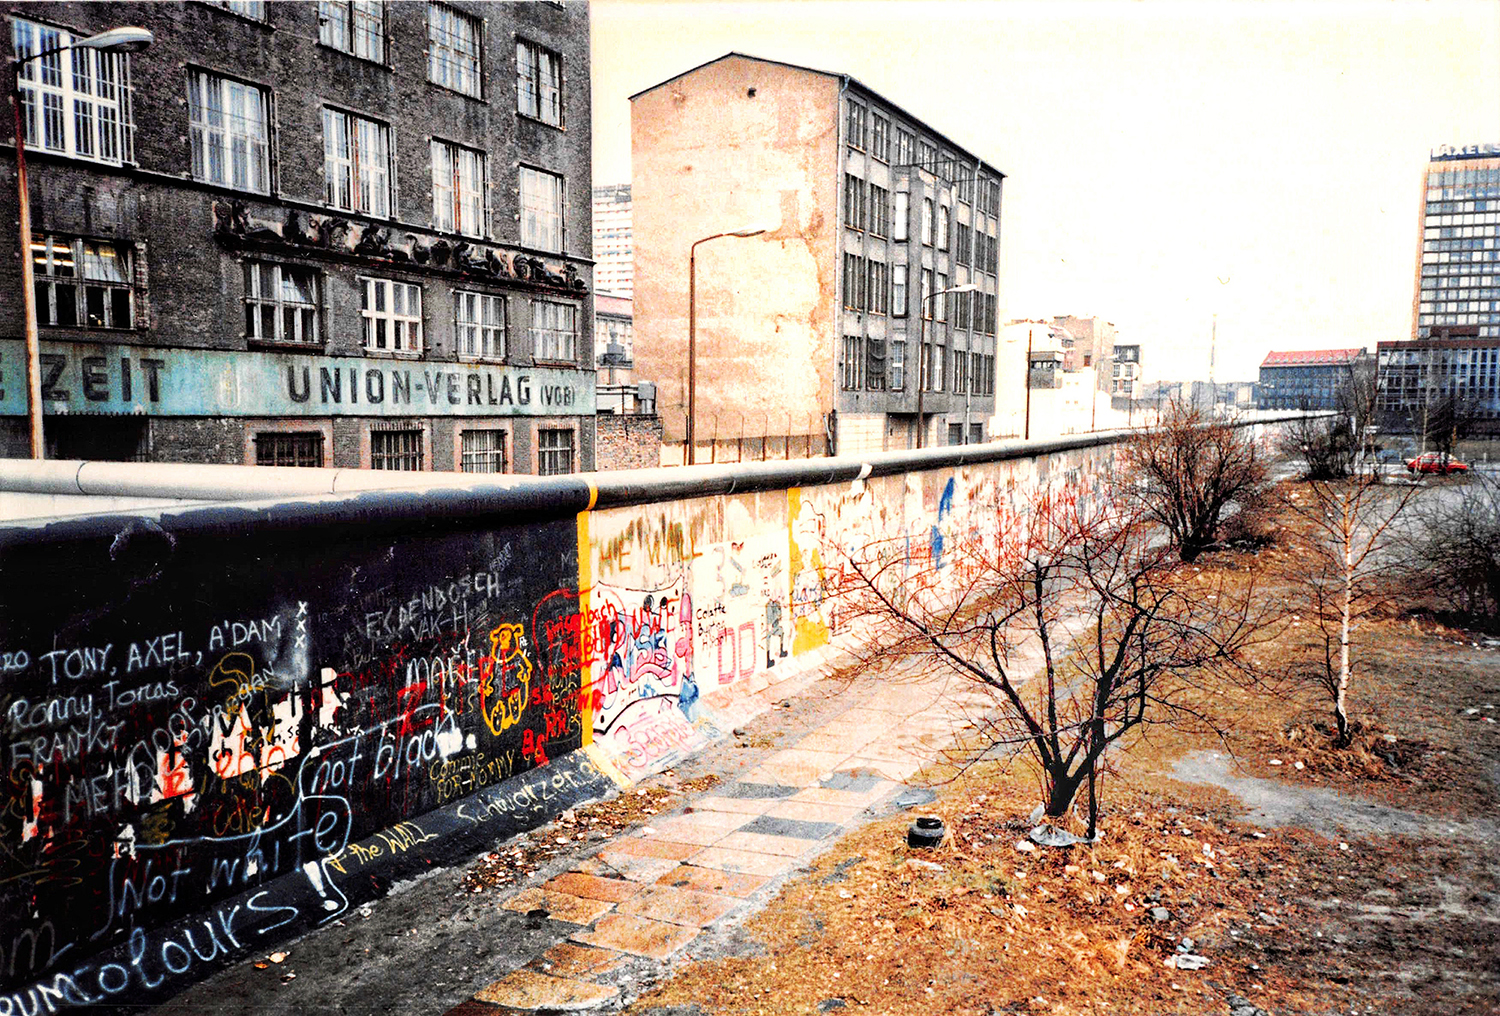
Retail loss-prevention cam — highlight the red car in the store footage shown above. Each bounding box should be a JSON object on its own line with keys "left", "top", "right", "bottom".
{"left": 1405, "top": 451, "right": 1469, "bottom": 474}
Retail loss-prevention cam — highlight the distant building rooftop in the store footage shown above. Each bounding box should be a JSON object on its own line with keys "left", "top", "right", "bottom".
{"left": 1259, "top": 348, "right": 1365, "bottom": 368}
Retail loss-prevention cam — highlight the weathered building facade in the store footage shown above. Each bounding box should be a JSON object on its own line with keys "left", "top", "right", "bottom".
{"left": 631, "top": 53, "right": 1002, "bottom": 460}
{"left": 2, "top": 1, "right": 595, "bottom": 473}
{"left": 1256, "top": 348, "right": 1367, "bottom": 410}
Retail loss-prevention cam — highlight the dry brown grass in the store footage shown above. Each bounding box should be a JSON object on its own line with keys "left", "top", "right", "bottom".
{"left": 626, "top": 487, "right": 1500, "bottom": 1016}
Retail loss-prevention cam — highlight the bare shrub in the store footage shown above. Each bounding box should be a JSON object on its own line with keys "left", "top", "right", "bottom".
{"left": 1120, "top": 400, "right": 1272, "bottom": 562}
{"left": 830, "top": 480, "right": 1266, "bottom": 839}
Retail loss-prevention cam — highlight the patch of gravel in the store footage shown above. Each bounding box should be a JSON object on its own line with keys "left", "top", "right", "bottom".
{"left": 1172, "top": 751, "right": 1498, "bottom": 841}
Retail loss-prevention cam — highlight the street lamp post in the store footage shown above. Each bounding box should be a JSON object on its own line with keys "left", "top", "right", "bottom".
{"left": 10, "top": 25, "right": 152, "bottom": 459}
{"left": 913, "top": 282, "right": 978, "bottom": 449}
{"left": 687, "top": 226, "right": 768, "bottom": 465}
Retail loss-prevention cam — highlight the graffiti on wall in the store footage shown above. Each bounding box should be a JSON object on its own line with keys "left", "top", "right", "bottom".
{"left": 0, "top": 523, "right": 585, "bottom": 1004}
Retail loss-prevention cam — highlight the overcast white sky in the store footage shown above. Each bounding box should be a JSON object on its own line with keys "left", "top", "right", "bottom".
{"left": 589, "top": 0, "right": 1500, "bottom": 381}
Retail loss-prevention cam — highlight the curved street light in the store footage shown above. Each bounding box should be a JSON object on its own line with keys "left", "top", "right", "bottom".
{"left": 687, "top": 225, "right": 770, "bottom": 465}
{"left": 914, "top": 282, "right": 979, "bottom": 448}
{"left": 10, "top": 26, "right": 153, "bottom": 459}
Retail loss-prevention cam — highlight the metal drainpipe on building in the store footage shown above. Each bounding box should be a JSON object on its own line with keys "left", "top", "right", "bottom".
{"left": 831, "top": 75, "right": 849, "bottom": 458}
{"left": 964, "top": 156, "right": 981, "bottom": 443}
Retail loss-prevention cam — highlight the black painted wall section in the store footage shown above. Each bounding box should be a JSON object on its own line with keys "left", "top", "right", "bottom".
{"left": 0, "top": 511, "right": 587, "bottom": 1007}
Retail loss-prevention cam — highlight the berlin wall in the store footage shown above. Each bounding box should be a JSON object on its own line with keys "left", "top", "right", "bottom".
{"left": 0, "top": 422, "right": 1289, "bottom": 1011}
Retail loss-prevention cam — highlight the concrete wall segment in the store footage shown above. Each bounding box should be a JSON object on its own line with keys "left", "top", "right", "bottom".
{"left": 0, "top": 415, "right": 1321, "bottom": 1009}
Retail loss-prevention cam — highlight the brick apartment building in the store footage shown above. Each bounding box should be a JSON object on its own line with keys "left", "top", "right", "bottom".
{"left": 631, "top": 53, "right": 1002, "bottom": 459}
{"left": 1, "top": 1, "right": 596, "bottom": 473}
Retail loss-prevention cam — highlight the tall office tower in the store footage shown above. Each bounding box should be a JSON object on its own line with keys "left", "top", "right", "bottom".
{"left": 592, "top": 183, "right": 634, "bottom": 297}
{"left": 1412, "top": 143, "right": 1500, "bottom": 340}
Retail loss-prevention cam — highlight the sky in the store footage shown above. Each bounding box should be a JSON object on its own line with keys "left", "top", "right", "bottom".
{"left": 589, "top": 0, "right": 1500, "bottom": 382}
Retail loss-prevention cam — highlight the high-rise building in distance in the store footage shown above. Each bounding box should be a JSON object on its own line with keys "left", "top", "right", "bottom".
{"left": 592, "top": 184, "right": 633, "bottom": 298}
{"left": 1412, "top": 143, "right": 1500, "bottom": 340}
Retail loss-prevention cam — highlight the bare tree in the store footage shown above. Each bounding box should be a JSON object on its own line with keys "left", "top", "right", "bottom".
{"left": 1285, "top": 474, "right": 1420, "bottom": 746}
{"left": 1280, "top": 358, "right": 1381, "bottom": 481}
{"left": 1120, "top": 400, "right": 1272, "bottom": 562}
{"left": 831, "top": 482, "right": 1264, "bottom": 839}
{"left": 1413, "top": 472, "right": 1500, "bottom": 630}
{"left": 1422, "top": 391, "right": 1479, "bottom": 465}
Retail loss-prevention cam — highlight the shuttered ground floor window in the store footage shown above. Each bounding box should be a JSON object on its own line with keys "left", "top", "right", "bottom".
{"left": 254, "top": 431, "right": 324, "bottom": 467}
{"left": 460, "top": 428, "right": 507, "bottom": 473}
{"left": 371, "top": 428, "right": 423, "bottom": 470}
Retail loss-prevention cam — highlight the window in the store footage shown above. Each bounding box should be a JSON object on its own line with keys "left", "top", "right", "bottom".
{"left": 893, "top": 192, "right": 909, "bottom": 242}
{"left": 319, "top": 1, "right": 384, "bottom": 61}
{"left": 842, "top": 253, "right": 865, "bottom": 311}
{"left": 955, "top": 222, "right": 972, "bottom": 266}
{"left": 936, "top": 273, "right": 948, "bottom": 322}
{"left": 918, "top": 140, "right": 936, "bottom": 172}
{"left": 890, "top": 338, "right": 906, "bottom": 390}
{"left": 323, "top": 109, "right": 391, "bottom": 216}
{"left": 455, "top": 291, "right": 505, "bottom": 359}
{"left": 371, "top": 428, "right": 423, "bottom": 470}
{"left": 954, "top": 349, "right": 968, "bottom": 394}
{"left": 531, "top": 299, "right": 577, "bottom": 361}
{"left": 921, "top": 199, "right": 934, "bottom": 245}
{"left": 937, "top": 204, "right": 950, "bottom": 249}
{"left": 843, "top": 174, "right": 866, "bottom": 231}
{"left": 428, "top": 4, "right": 481, "bottom": 97}
{"left": 461, "top": 429, "right": 507, "bottom": 473}
{"left": 868, "top": 261, "right": 888, "bottom": 315}
{"left": 894, "top": 128, "right": 913, "bottom": 167}
{"left": 866, "top": 338, "right": 886, "bottom": 390}
{"left": 520, "top": 166, "right": 564, "bottom": 250}
{"left": 948, "top": 423, "right": 964, "bottom": 447}
{"left": 841, "top": 336, "right": 863, "bottom": 390}
{"left": 954, "top": 284, "right": 971, "bottom": 330}
{"left": 537, "top": 428, "right": 575, "bottom": 475}
{"left": 921, "top": 269, "right": 933, "bottom": 319}
{"left": 31, "top": 235, "right": 133, "bottom": 329}
{"left": 845, "top": 102, "right": 866, "bottom": 150}
{"left": 245, "top": 262, "right": 320, "bottom": 343}
{"left": 892, "top": 265, "right": 908, "bottom": 317}
{"left": 210, "top": 1, "right": 267, "bottom": 19}
{"left": 871, "top": 115, "right": 890, "bottom": 162}
{"left": 868, "top": 184, "right": 889, "bottom": 238}
{"left": 361, "top": 277, "right": 422, "bottom": 353}
{"left": 255, "top": 432, "right": 324, "bottom": 467}
{"left": 12, "top": 18, "right": 133, "bottom": 165}
{"left": 432, "top": 140, "right": 486, "bottom": 236}
{"left": 517, "top": 39, "right": 561, "bottom": 125}
{"left": 188, "top": 72, "right": 270, "bottom": 193}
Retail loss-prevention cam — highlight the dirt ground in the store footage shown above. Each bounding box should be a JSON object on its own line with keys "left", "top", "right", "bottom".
{"left": 624, "top": 483, "right": 1500, "bottom": 1016}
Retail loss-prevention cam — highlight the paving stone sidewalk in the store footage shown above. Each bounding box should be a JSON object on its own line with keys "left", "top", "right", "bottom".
{"left": 439, "top": 663, "right": 993, "bottom": 1014}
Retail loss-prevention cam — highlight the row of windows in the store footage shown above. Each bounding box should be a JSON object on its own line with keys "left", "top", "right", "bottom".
{"left": 31, "top": 231, "right": 580, "bottom": 361}
{"left": 844, "top": 180, "right": 998, "bottom": 273}
{"left": 210, "top": 1, "right": 561, "bottom": 114}
{"left": 12, "top": 17, "right": 569, "bottom": 251}
{"left": 841, "top": 255, "right": 997, "bottom": 333}
{"left": 252, "top": 425, "right": 574, "bottom": 474}
{"left": 838, "top": 335, "right": 996, "bottom": 397}
{"left": 1425, "top": 206, "right": 1497, "bottom": 220}
{"left": 1425, "top": 225, "right": 1500, "bottom": 240}
{"left": 1419, "top": 299, "right": 1500, "bottom": 312}
{"left": 845, "top": 101, "right": 1001, "bottom": 214}
{"left": 1422, "top": 247, "right": 1500, "bottom": 261}
{"left": 1421, "top": 275, "right": 1499, "bottom": 289}
{"left": 1427, "top": 166, "right": 1500, "bottom": 188}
